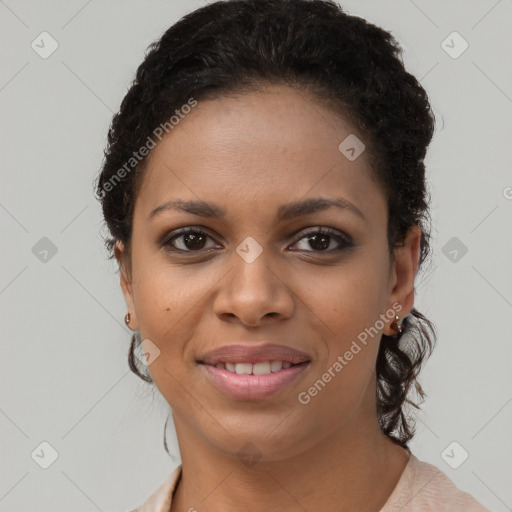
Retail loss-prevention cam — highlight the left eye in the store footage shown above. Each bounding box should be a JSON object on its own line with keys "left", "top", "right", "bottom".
{"left": 291, "top": 228, "right": 352, "bottom": 253}
{"left": 162, "top": 227, "right": 352, "bottom": 253}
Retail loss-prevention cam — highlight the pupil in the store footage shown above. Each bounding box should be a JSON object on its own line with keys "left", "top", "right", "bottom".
{"left": 309, "top": 234, "right": 329, "bottom": 251}
{"left": 185, "top": 233, "right": 205, "bottom": 250}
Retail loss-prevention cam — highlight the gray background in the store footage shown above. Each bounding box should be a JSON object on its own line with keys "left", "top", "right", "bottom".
{"left": 1, "top": 0, "right": 511, "bottom": 510}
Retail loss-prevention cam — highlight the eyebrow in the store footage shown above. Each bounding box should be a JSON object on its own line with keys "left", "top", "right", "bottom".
{"left": 148, "top": 197, "right": 366, "bottom": 222}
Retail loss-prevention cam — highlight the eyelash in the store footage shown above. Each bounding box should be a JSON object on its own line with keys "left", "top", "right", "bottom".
{"left": 161, "top": 226, "right": 354, "bottom": 254}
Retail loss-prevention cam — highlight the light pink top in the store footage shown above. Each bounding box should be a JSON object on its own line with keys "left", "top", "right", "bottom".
{"left": 131, "top": 452, "right": 491, "bottom": 511}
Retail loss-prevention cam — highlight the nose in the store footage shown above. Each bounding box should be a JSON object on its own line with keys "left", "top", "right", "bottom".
{"left": 213, "top": 245, "right": 294, "bottom": 327}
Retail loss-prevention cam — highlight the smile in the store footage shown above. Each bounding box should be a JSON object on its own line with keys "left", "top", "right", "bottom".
{"left": 199, "top": 360, "right": 311, "bottom": 400}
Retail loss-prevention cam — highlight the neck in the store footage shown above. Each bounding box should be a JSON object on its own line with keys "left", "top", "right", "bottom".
{"left": 170, "top": 414, "right": 410, "bottom": 512}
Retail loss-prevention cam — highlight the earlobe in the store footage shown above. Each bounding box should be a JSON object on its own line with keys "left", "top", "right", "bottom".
{"left": 387, "top": 314, "right": 404, "bottom": 337}
{"left": 115, "top": 241, "right": 139, "bottom": 331}
{"left": 385, "top": 225, "right": 422, "bottom": 331}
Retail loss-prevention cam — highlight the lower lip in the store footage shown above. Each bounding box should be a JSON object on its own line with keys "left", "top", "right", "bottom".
{"left": 200, "top": 362, "right": 311, "bottom": 401}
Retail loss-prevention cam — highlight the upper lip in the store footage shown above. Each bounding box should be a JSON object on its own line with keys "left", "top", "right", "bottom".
{"left": 198, "top": 343, "right": 311, "bottom": 365}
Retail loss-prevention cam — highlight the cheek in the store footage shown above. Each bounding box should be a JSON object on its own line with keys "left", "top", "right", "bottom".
{"left": 302, "top": 257, "right": 389, "bottom": 333}
{"left": 129, "top": 257, "right": 224, "bottom": 392}
{"left": 129, "top": 265, "right": 202, "bottom": 403}
{"left": 298, "top": 260, "right": 388, "bottom": 391}
{"left": 132, "top": 254, "right": 212, "bottom": 331}
{"left": 298, "top": 356, "right": 377, "bottom": 438}
{"left": 298, "top": 272, "right": 384, "bottom": 418}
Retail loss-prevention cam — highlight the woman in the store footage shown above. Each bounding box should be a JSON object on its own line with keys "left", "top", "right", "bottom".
{"left": 96, "top": 0, "right": 491, "bottom": 510}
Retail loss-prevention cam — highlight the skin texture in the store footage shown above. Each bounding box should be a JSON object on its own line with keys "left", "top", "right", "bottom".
{"left": 116, "top": 85, "right": 421, "bottom": 511}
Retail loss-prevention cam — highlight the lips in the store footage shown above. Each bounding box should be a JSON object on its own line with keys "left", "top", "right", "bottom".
{"left": 200, "top": 362, "right": 310, "bottom": 400}
{"left": 197, "top": 343, "right": 312, "bottom": 400}
{"left": 197, "top": 343, "right": 311, "bottom": 366}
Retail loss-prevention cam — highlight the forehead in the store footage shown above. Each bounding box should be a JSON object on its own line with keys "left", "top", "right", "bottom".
{"left": 134, "top": 85, "right": 384, "bottom": 224}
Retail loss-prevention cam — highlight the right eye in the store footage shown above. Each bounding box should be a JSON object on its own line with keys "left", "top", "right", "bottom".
{"left": 162, "top": 227, "right": 221, "bottom": 253}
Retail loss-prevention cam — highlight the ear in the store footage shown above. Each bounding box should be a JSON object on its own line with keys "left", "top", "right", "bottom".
{"left": 115, "top": 241, "right": 139, "bottom": 331}
{"left": 384, "top": 225, "right": 422, "bottom": 335}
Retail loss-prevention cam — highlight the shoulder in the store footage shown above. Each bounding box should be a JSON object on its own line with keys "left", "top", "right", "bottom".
{"left": 129, "top": 464, "right": 182, "bottom": 512}
{"left": 381, "top": 452, "right": 491, "bottom": 512}
{"left": 128, "top": 457, "right": 491, "bottom": 512}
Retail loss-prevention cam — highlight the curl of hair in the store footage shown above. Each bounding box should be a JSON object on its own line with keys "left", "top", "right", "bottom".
{"left": 377, "top": 310, "right": 436, "bottom": 446}
{"left": 96, "top": 0, "right": 438, "bottom": 450}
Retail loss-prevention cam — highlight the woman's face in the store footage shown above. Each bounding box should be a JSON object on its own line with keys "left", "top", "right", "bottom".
{"left": 117, "top": 85, "right": 419, "bottom": 460}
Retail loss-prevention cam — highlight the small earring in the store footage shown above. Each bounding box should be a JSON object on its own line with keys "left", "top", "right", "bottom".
{"left": 389, "top": 315, "right": 404, "bottom": 337}
{"left": 125, "top": 313, "right": 135, "bottom": 331}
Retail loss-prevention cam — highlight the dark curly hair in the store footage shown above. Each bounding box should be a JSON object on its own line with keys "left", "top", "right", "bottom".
{"left": 95, "top": 0, "right": 437, "bottom": 451}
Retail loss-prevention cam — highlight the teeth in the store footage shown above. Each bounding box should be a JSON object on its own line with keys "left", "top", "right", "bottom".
{"left": 252, "top": 362, "right": 271, "bottom": 375}
{"left": 215, "top": 360, "right": 294, "bottom": 374}
{"left": 270, "top": 361, "right": 283, "bottom": 372}
{"left": 235, "top": 363, "right": 253, "bottom": 375}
